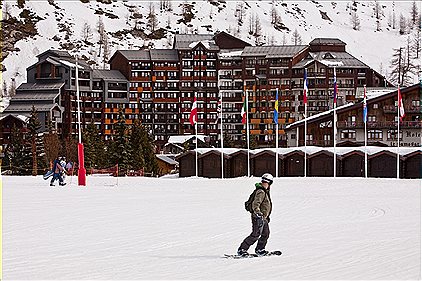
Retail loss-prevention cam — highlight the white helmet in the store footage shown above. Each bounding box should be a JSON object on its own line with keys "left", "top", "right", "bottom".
{"left": 261, "top": 173, "right": 274, "bottom": 185}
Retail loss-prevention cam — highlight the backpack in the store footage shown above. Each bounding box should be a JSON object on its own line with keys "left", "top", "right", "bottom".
{"left": 244, "top": 186, "right": 265, "bottom": 213}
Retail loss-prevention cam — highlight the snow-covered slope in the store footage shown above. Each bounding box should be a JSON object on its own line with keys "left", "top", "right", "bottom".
{"left": 1, "top": 1, "right": 420, "bottom": 91}
{"left": 2, "top": 175, "right": 421, "bottom": 279}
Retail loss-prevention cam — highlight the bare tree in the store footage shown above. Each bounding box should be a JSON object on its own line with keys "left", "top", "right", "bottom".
{"left": 350, "top": 11, "right": 361, "bottom": 30}
{"left": 399, "top": 13, "right": 406, "bottom": 35}
{"left": 102, "top": 34, "right": 110, "bottom": 69}
{"left": 2, "top": 81, "right": 8, "bottom": 98}
{"left": 81, "top": 22, "right": 93, "bottom": 44}
{"left": 392, "top": 10, "right": 396, "bottom": 29}
{"left": 4, "top": 3, "right": 11, "bottom": 20}
{"left": 410, "top": 0, "right": 419, "bottom": 27}
{"left": 291, "top": 29, "right": 302, "bottom": 45}
{"left": 387, "top": 12, "right": 392, "bottom": 28}
{"left": 248, "top": 13, "right": 254, "bottom": 35}
{"left": 411, "top": 26, "right": 421, "bottom": 58}
{"left": 390, "top": 45, "right": 417, "bottom": 86}
{"left": 97, "top": 16, "right": 106, "bottom": 58}
{"left": 235, "top": 2, "right": 246, "bottom": 26}
{"left": 373, "top": 1, "right": 382, "bottom": 20}
{"left": 254, "top": 14, "right": 263, "bottom": 45}
{"left": 9, "top": 78, "right": 16, "bottom": 97}
{"left": 147, "top": 3, "right": 159, "bottom": 33}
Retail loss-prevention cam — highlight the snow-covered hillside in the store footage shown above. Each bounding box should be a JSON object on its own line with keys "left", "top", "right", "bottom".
{"left": 1, "top": 0, "right": 420, "bottom": 92}
{"left": 2, "top": 175, "right": 420, "bottom": 279}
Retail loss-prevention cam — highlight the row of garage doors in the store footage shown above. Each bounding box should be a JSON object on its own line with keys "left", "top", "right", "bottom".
{"left": 176, "top": 149, "right": 421, "bottom": 178}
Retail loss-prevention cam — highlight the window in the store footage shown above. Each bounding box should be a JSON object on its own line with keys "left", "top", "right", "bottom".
{"left": 368, "top": 116, "right": 376, "bottom": 122}
{"left": 412, "top": 100, "right": 420, "bottom": 106}
{"left": 368, "top": 130, "right": 383, "bottom": 140}
{"left": 373, "top": 103, "right": 378, "bottom": 109}
{"left": 341, "top": 130, "right": 356, "bottom": 139}
{"left": 387, "top": 130, "right": 402, "bottom": 140}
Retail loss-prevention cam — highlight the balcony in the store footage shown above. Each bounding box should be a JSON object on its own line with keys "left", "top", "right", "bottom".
{"left": 338, "top": 121, "right": 422, "bottom": 129}
{"left": 384, "top": 105, "right": 421, "bottom": 114}
{"left": 38, "top": 73, "right": 63, "bottom": 79}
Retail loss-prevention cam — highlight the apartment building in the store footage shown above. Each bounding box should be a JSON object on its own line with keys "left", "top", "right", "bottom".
{"left": 3, "top": 33, "right": 393, "bottom": 150}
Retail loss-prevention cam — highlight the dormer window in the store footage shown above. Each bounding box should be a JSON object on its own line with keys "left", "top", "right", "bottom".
{"left": 323, "top": 52, "right": 334, "bottom": 59}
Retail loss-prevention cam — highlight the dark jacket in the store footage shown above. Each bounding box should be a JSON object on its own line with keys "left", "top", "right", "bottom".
{"left": 251, "top": 183, "right": 272, "bottom": 219}
{"left": 53, "top": 159, "right": 64, "bottom": 174}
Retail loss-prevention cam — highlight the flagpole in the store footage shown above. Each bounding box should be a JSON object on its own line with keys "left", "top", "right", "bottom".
{"left": 333, "top": 66, "right": 337, "bottom": 178}
{"left": 304, "top": 69, "right": 308, "bottom": 178}
{"left": 304, "top": 101, "right": 307, "bottom": 177}
{"left": 195, "top": 92, "right": 198, "bottom": 177}
{"left": 397, "top": 86, "right": 400, "bottom": 179}
{"left": 75, "top": 56, "right": 86, "bottom": 186}
{"left": 220, "top": 94, "right": 224, "bottom": 179}
{"left": 275, "top": 88, "right": 279, "bottom": 178}
{"left": 364, "top": 85, "right": 368, "bottom": 178}
{"left": 246, "top": 89, "right": 250, "bottom": 177}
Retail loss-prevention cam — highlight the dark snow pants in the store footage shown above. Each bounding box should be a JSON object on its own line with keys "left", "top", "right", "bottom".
{"left": 50, "top": 173, "right": 64, "bottom": 185}
{"left": 239, "top": 216, "right": 270, "bottom": 251}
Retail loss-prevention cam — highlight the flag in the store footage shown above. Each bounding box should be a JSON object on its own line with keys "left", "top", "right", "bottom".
{"left": 303, "top": 69, "right": 308, "bottom": 104}
{"left": 333, "top": 68, "right": 338, "bottom": 104}
{"left": 189, "top": 95, "right": 197, "bottom": 126}
{"left": 273, "top": 88, "right": 279, "bottom": 124}
{"left": 241, "top": 96, "right": 247, "bottom": 124}
{"left": 363, "top": 85, "right": 367, "bottom": 123}
{"left": 398, "top": 86, "right": 405, "bottom": 121}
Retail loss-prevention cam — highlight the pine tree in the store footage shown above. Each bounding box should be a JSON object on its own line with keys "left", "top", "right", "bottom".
{"left": 82, "top": 122, "right": 106, "bottom": 169}
{"left": 137, "top": 122, "right": 158, "bottom": 175}
{"left": 5, "top": 125, "right": 31, "bottom": 175}
{"left": 129, "top": 119, "right": 145, "bottom": 171}
{"left": 109, "top": 107, "right": 131, "bottom": 176}
{"left": 27, "top": 106, "right": 41, "bottom": 176}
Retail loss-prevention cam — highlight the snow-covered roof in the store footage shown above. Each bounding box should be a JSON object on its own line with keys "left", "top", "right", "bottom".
{"left": 241, "top": 45, "right": 307, "bottom": 58}
{"left": 4, "top": 103, "right": 63, "bottom": 113}
{"left": 193, "top": 146, "right": 421, "bottom": 157}
{"left": 218, "top": 49, "right": 243, "bottom": 59}
{"left": 285, "top": 102, "right": 355, "bottom": 129}
{"left": 174, "top": 34, "right": 218, "bottom": 51}
{"left": 0, "top": 113, "right": 29, "bottom": 123}
{"left": 293, "top": 52, "right": 367, "bottom": 68}
{"left": 17, "top": 82, "right": 64, "bottom": 91}
{"left": 150, "top": 49, "right": 179, "bottom": 61}
{"left": 92, "top": 70, "right": 128, "bottom": 81}
{"left": 156, "top": 155, "right": 178, "bottom": 165}
{"left": 167, "top": 135, "right": 207, "bottom": 144}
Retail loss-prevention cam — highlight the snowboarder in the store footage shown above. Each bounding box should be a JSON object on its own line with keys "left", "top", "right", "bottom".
{"left": 50, "top": 157, "right": 66, "bottom": 186}
{"left": 237, "top": 173, "right": 273, "bottom": 257}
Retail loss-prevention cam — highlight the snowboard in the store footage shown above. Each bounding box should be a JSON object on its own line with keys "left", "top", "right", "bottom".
{"left": 223, "top": 250, "right": 282, "bottom": 259}
{"left": 43, "top": 170, "right": 53, "bottom": 180}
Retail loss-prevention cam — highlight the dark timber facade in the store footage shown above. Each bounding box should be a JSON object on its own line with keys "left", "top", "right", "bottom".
{"left": 4, "top": 33, "right": 400, "bottom": 150}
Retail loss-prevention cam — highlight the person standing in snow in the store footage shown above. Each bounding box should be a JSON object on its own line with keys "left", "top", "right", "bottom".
{"left": 50, "top": 157, "right": 66, "bottom": 187}
{"left": 237, "top": 173, "right": 273, "bottom": 256}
